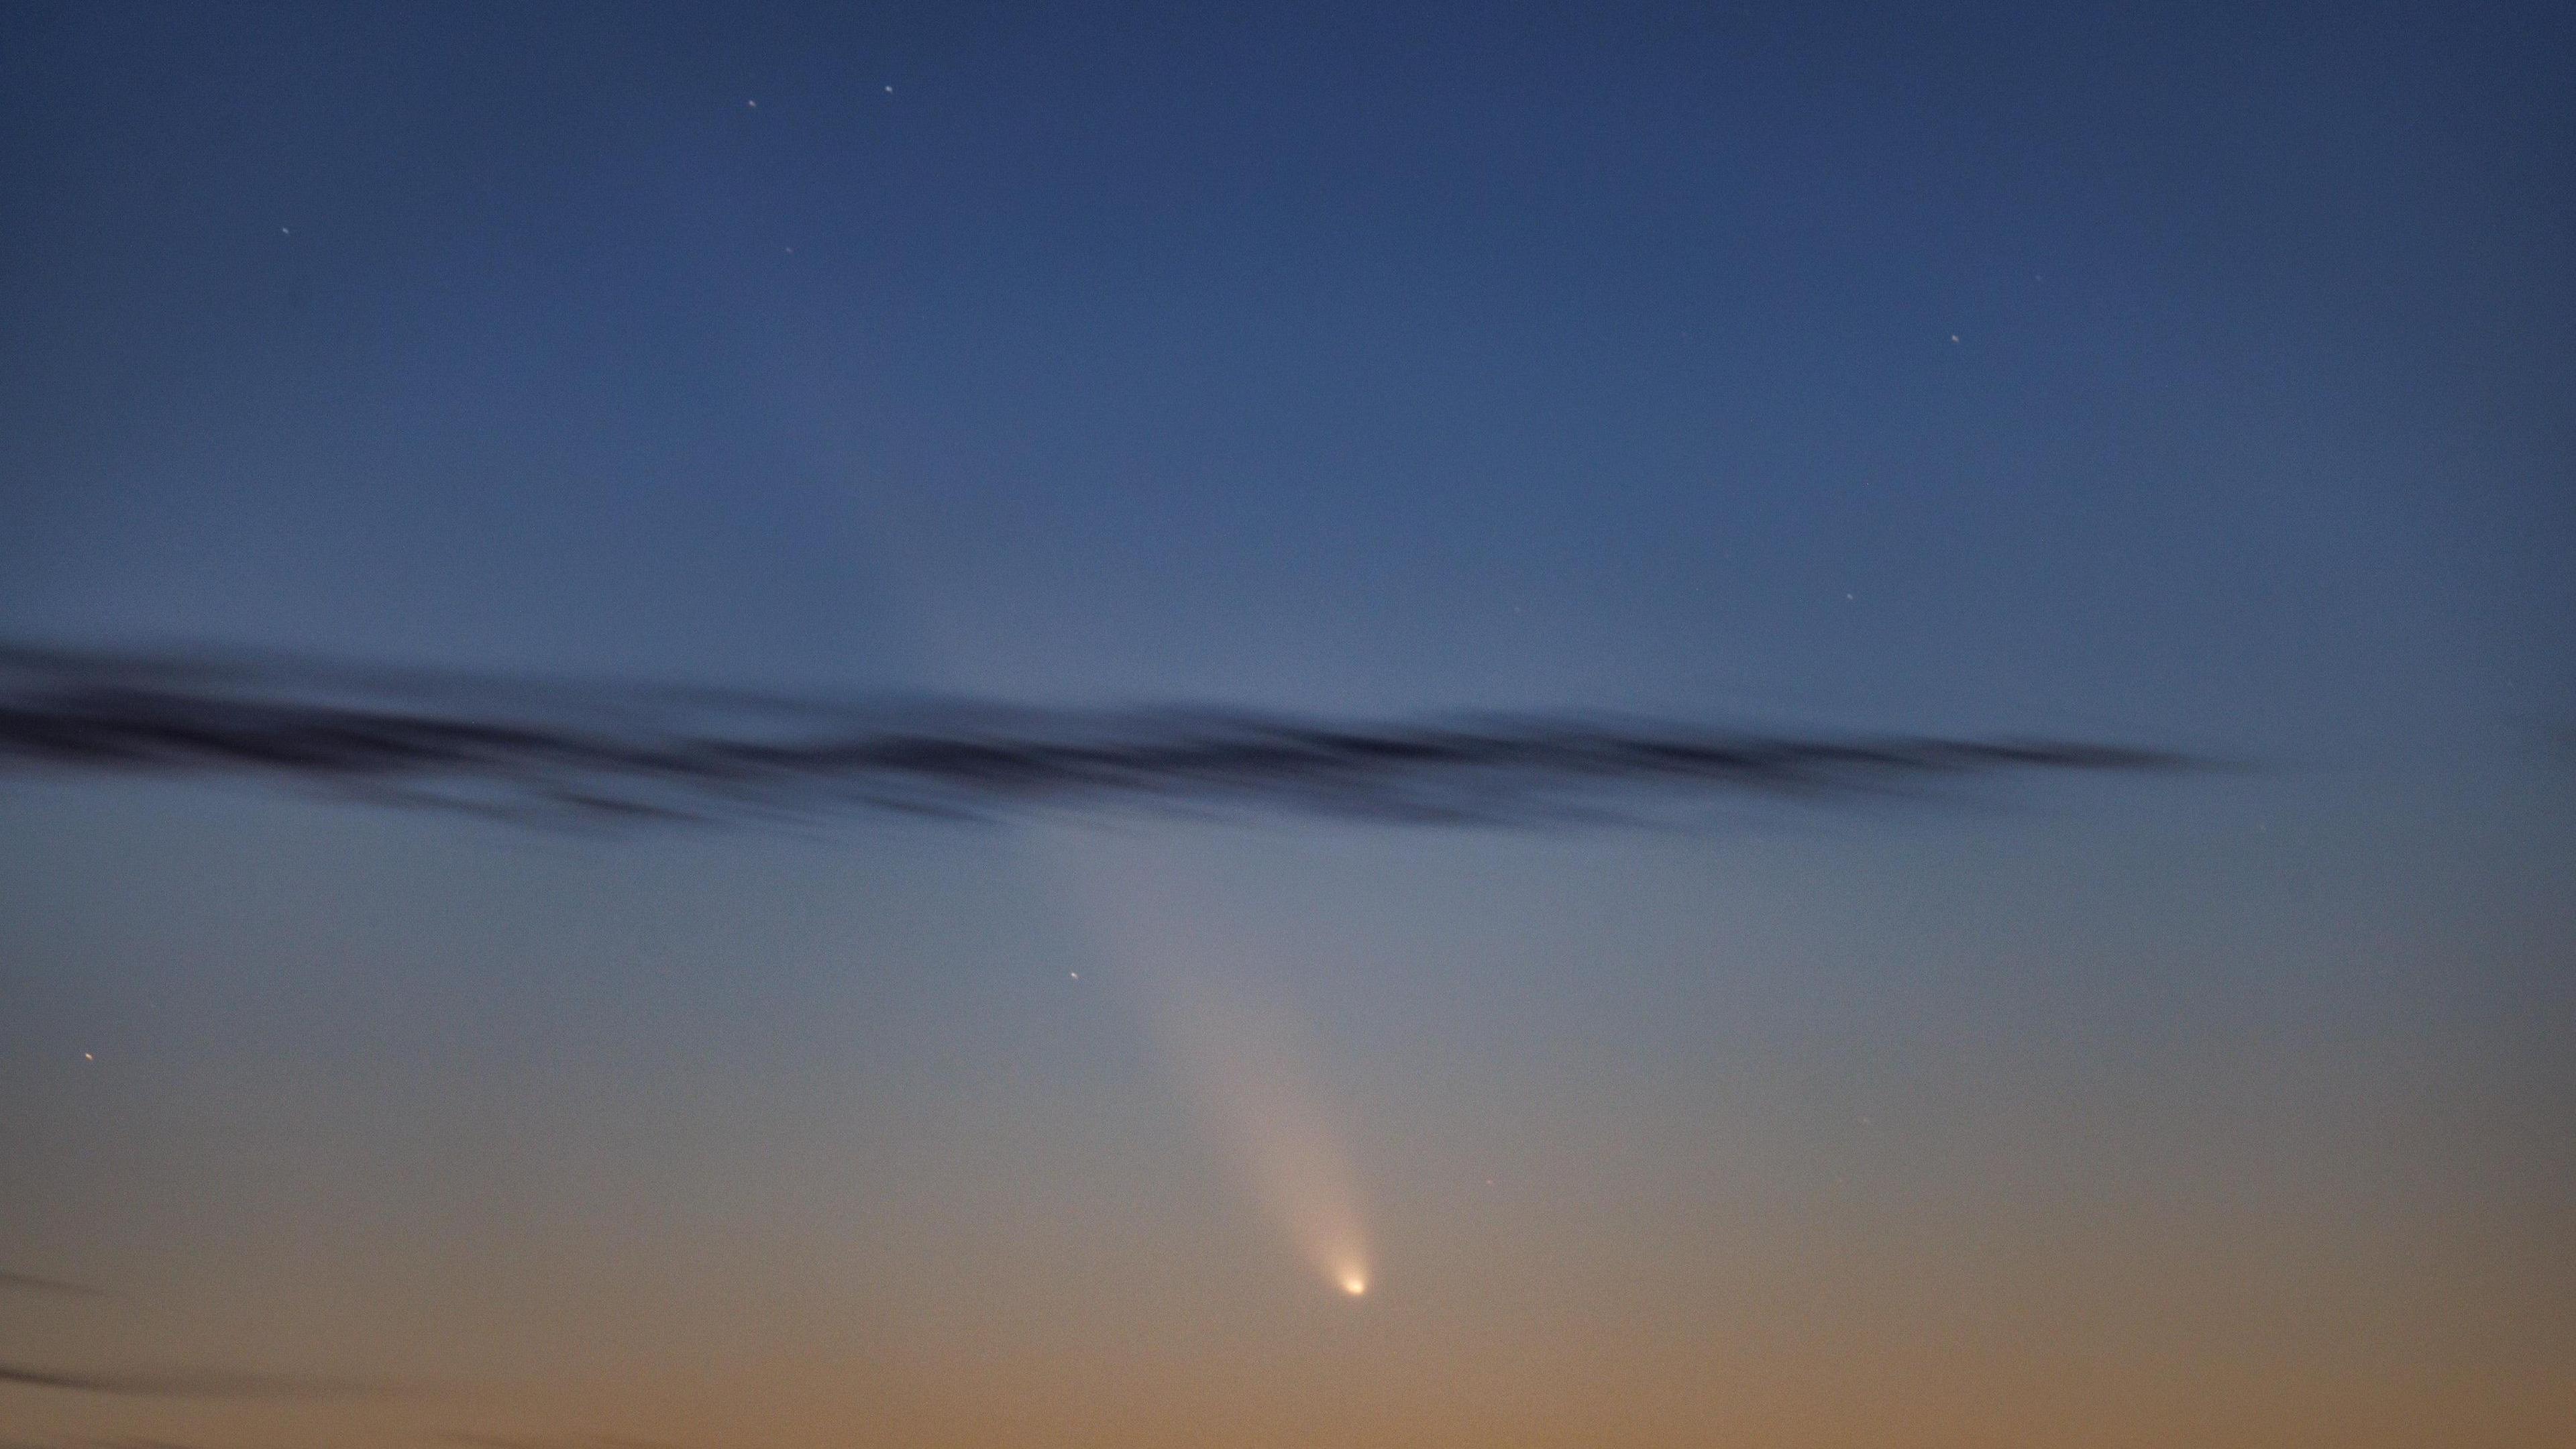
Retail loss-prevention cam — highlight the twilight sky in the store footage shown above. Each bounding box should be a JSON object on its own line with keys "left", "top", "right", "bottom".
{"left": 2, "top": 4, "right": 2571, "bottom": 1446}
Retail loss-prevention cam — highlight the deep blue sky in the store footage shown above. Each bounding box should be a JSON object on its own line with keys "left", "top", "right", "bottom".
{"left": 1, "top": 5, "right": 2570, "bottom": 1446}
{"left": 6, "top": 4, "right": 2567, "bottom": 734}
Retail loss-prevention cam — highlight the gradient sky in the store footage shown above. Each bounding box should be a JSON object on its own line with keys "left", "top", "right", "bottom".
{"left": 2, "top": 4, "right": 2571, "bottom": 1446}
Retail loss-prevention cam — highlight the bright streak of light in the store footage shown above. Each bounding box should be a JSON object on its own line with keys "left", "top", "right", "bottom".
{"left": 1040, "top": 833, "right": 1376, "bottom": 1298}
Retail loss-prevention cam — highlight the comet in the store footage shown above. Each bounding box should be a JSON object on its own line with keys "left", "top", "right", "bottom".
{"left": 1036, "top": 830, "right": 1377, "bottom": 1301}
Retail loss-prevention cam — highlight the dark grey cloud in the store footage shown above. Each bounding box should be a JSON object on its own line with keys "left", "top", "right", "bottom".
{"left": 0, "top": 1362, "right": 388, "bottom": 1398}
{"left": 0, "top": 641, "right": 2198, "bottom": 828}
{"left": 445, "top": 1423, "right": 690, "bottom": 1433}
{"left": 0, "top": 1272, "right": 110, "bottom": 1300}
{"left": 4, "top": 1440, "right": 297, "bottom": 1449}
{"left": 0, "top": 1437, "right": 285, "bottom": 1449}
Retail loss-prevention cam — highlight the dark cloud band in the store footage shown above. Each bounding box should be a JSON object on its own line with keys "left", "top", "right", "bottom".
{"left": 0, "top": 642, "right": 2196, "bottom": 827}
{"left": 0, "top": 1362, "right": 386, "bottom": 1399}
{"left": 443, "top": 1423, "right": 690, "bottom": 1433}
{"left": 0, "top": 1273, "right": 109, "bottom": 1300}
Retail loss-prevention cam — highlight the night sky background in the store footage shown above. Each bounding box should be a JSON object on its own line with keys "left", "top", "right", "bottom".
{"left": 3, "top": 3, "right": 2571, "bottom": 1446}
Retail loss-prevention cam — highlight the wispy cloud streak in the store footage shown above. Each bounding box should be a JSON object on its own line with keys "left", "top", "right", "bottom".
{"left": 0, "top": 1362, "right": 388, "bottom": 1399}
{"left": 0, "top": 642, "right": 2196, "bottom": 827}
{"left": 443, "top": 1423, "right": 690, "bottom": 1433}
{"left": 0, "top": 1272, "right": 111, "bottom": 1301}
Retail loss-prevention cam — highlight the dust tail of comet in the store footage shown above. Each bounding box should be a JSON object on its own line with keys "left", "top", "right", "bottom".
{"left": 1148, "top": 964, "right": 1373, "bottom": 1298}
{"left": 1030, "top": 830, "right": 1373, "bottom": 1299}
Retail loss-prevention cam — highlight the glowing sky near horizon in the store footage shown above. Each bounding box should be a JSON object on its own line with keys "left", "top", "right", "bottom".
{"left": 2, "top": 4, "right": 2572, "bottom": 1447}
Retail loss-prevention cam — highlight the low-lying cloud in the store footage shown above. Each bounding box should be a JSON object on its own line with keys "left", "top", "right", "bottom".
{"left": 0, "top": 1272, "right": 109, "bottom": 1300}
{"left": 0, "top": 1362, "right": 387, "bottom": 1399}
